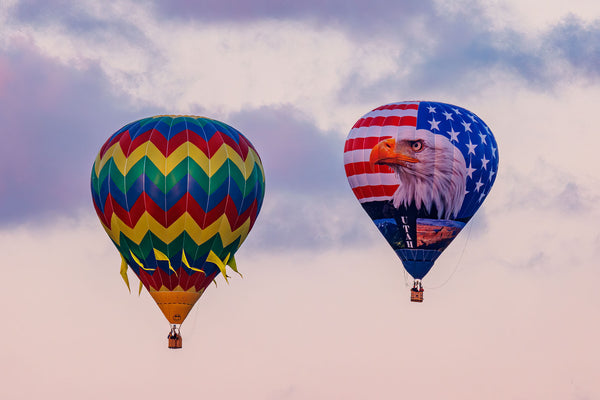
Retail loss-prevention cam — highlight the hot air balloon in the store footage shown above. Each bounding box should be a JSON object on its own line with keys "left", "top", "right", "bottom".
{"left": 344, "top": 101, "right": 498, "bottom": 302}
{"left": 91, "top": 115, "right": 265, "bottom": 347}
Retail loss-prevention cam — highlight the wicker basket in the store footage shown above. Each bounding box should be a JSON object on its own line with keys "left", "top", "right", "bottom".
{"left": 410, "top": 290, "right": 424, "bottom": 303}
{"left": 168, "top": 335, "right": 183, "bottom": 349}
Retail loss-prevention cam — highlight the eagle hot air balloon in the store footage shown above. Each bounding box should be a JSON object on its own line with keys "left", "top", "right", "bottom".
{"left": 344, "top": 102, "right": 498, "bottom": 302}
{"left": 91, "top": 115, "right": 265, "bottom": 347}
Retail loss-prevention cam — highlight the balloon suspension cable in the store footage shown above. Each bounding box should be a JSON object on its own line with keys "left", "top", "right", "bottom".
{"left": 412, "top": 280, "right": 423, "bottom": 291}
{"left": 403, "top": 269, "right": 410, "bottom": 288}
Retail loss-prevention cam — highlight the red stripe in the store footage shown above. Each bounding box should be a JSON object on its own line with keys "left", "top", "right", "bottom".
{"left": 236, "top": 134, "right": 250, "bottom": 159}
{"left": 111, "top": 128, "right": 252, "bottom": 160}
{"left": 351, "top": 185, "right": 398, "bottom": 200}
{"left": 241, "top": 135, "right": 258, "bottom": 159}
{"left": 101, "top": 192, "right": 259, "bottom": 232}
{"left": 100, "top": 132, "right": 125, "bottom": 158}
{"left": 344, "top": 136, "right": 391, "bottom": 152}
{"left": 373, "top": 103, "right": 419, "bottom": 111}
{"left": 164, "top": 129, "right": 193, "bottom": 156}
{"left": 344, "top": 162, "right": 393, "bottom": 177}
{"left": 124, "top": 128, "right": 167, "bottom": 157}
{"left": 138, "top": 268, "right": 162, "bottom": 291}
{"left": 195, "top": 271, "right": 218, "bottom": 292}
{"left": 177, "top": 267, "right": 196, "bottom": 291}
{"left": 93, "top": 198, "right": 110, "bottom": 227}
{"left": 135, "top": 258, "right": 222, "bottom": 292}
{"left": 352, "top": 115, "right": 417, "bottom": 129}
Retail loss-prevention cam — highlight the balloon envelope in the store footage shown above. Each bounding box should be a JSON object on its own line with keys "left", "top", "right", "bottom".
{"left": 91, "top": 115, "right": 265, "bottom": 324}
{"left": 344, "top": 101, "right": 498, "bottom": 280}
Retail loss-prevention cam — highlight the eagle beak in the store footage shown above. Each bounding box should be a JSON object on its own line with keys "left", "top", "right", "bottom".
{"left": 370, "top": 138, "right": 419, "bottom": 169}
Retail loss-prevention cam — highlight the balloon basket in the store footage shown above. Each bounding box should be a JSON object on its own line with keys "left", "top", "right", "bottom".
{"left": 410, "top": 289, "right": 424, "bottom": 303}
{"left": 168, "top": 336, "right": 182, "bottom": 349}
{"left": 168, "top": 325, "right": 182, "bottom": 349}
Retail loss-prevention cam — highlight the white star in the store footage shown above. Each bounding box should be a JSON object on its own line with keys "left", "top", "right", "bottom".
{"left": 481, "top": 155, "right": 489, "bottom": 170}
{"left": 429, "top": 118, "right": 441, "bottom": 131}
{"left": 469, "top": 114, "right": 477, "bottom": 122}
{"left": 478, "top": 132, "right": 487, "bottom": 144}
{"left": 452, "top": 107, "right": 462, "bottom": 115}
{"left": 489, "top": 169, "right": 496, "bottom": 182}
{"left": 461, "top": 120, "right": 472, "bottom": 132}
{"left": 474, "top": 178, "right": 484, "bottom": 192}
{"left": 442, "top": 111, "right": 453, "bottom": 120}
{"left": 447, "top": 126, "right": 460, "bottom": 142}
{"left": 427, "top": 105, "right": 436, "bottom": 113}
{"left": 479, "top": 191, "right": 486, "bottom": 202}
{"left": 466, "top": 162, "right": 476, "bottom": 179}
{"left": 491, "top": 144, "right": 497, "bottom": 158}
{"left": 466, "top": 140, "right": 477, "bottom": 155}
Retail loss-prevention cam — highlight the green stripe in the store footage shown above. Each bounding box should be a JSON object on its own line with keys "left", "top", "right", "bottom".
{"left": 96, "top": 156, "right": 265, "bottom": 197}
{"left": 118, "top": 231, "right": 243, "bottom": 265}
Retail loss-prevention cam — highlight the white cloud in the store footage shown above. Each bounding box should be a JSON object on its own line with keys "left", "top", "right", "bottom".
{"left": 500, "top": 0, "right": 600, "bottom": 32}
{"left": 434, "top": 0, "right": 600, "bottom": 33}
{"left": 0, "top": 3, "right": 400, "bottom": 131}
{"left": 3, "top": 0, "right": 599, "bottom": 136}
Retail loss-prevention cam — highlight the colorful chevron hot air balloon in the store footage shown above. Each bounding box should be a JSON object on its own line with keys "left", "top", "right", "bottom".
{"left": 344, "top": 101, "right": 498, "bottom": 302}
{"left": 91, "top": 115, "right": 265, "bottom": 347}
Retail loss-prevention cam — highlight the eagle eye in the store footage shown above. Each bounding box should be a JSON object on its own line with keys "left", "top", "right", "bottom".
{"left": 411, "top": 140, "right": 424, "bottom": 152}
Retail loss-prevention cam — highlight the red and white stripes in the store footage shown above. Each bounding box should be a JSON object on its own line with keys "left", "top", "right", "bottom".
{"left": 344, "top": 102, "right": 420, "bottom": 203}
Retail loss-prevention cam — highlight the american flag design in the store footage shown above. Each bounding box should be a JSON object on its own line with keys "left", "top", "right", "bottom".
{"left": 344, "top": 101, "right": 498, "bottom": 279}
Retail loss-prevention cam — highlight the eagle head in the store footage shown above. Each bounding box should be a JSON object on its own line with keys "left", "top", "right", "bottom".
{"left": 370, "top": 129, "right": 467, "bottom": 219}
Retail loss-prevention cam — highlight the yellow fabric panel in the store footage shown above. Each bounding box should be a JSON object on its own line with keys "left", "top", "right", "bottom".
{"left": 120, "top": 255, "right": 131, "bottom": 292}
{"left": 227, "top": 254, "right": 242, "bottom": 277}
{"left": 92, "top": 152, "right": 102, "bottom": 176}
{"left": 103, "top": 212, "right": 252, "bottom": 247}
{"left": 99, "top": 141, "right": 259, "bottom": 179}
{"left": 130, "top": 250, "right": 155, "bottom": 271}
{"left": 153, "top": 248, "right": 178, "bottom": 275}
{"left": 206, "top": 250, "right": 229, "bottom": 283}
{"left": 247, "top": 148, "right": 265, "bottom": 180}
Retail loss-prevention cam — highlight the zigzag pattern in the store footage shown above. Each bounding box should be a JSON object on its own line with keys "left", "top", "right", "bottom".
{"left": 114, "top": 231, "right": 240, "bottom": 291}
{"left": 91, "top": 116, "right": 265, "bottom": 291}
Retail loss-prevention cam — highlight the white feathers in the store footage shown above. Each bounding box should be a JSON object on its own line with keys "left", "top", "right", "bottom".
{"left": 390, "top": 129, "right": 467, "bottom": 219}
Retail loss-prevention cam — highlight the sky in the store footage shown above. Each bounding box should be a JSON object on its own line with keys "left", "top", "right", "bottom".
{"left": 1, "top": 0, "right": 599, "bottom": 398}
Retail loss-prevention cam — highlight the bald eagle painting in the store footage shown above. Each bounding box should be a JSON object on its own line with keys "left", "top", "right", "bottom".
{"left": 370, "top": 129, "right": 467, "bottom": 220}
{"left": 344, "top": 100, "right": 498, "bottom": 292}
{"left": 364, "top": 128, "right": 468, "bottom": 259}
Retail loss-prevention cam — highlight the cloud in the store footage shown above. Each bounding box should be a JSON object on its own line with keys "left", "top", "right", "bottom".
{"left": 149, "top": 0, "right": 600, "bottom": 92}
{"left": 544, "top": 15, "right": 600, "bottom": 80}
{"left": 0, "top": 32, "right": 369, "bottom": 253}
{"left": 4, "top": 0, "right": 599, "bottom": 135}
{"left": 0, "top": 40, "right": 155, "bottom": 225}
{"left": 151, "top": 0, "right": 432, "bottom": 29}
{"left": 230, "top": 106, "right": 372, "bottom": 251}
{"left": 232, "top": 106, "right": 344, "bottom": 193}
